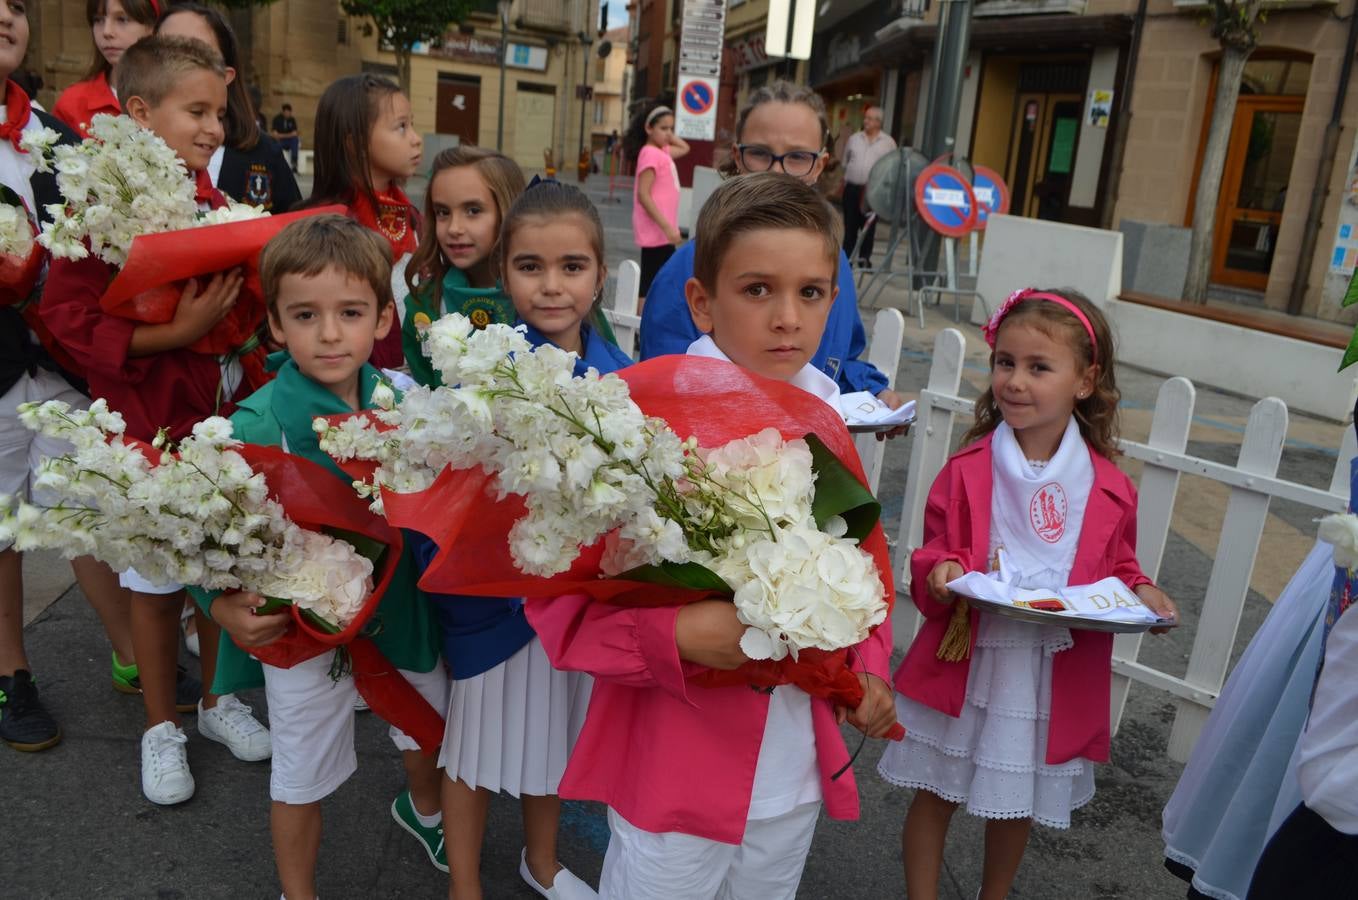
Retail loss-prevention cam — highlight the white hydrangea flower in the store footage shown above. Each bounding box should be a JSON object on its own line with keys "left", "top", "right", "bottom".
{"left": 0, "top": 202, "right": 34, "bottom": 258}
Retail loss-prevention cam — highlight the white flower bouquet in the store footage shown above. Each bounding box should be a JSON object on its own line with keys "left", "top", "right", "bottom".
{"left": 0, "top": 399, "right": 382, "bottom": 633}
{"left": 0, "top": 398, "right": 449, "bottom": 750}
{"left": 26, "top": 114, "right": 343, "bottom": 383}
{"left": 319, "top": 315, "right": 897, "bottom": 715}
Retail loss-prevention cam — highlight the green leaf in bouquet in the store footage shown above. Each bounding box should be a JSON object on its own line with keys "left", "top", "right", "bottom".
{"left": 618, "top": 560, "right": 732, "bottom": 593}
{"left": 255, "top": 596, "right": 343, "bottom": 635}
{"left": 256, "top": 596, "right": 291, "bottom": 615}
{"left": 1342, "top": 328, "right": 1358, "bottom": 373}
{"left": 300, "top": 607, "right": 343, "bottom": 635}
{"left": 804, "top": 432, "right": 881, "bottom": 540}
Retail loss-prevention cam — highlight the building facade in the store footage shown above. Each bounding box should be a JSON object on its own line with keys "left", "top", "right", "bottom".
{"left": 858, "top": 0, "right": 1358, "bottom": 321}
{"left": 32, "top": 0, "right": 600, "bottom": 176}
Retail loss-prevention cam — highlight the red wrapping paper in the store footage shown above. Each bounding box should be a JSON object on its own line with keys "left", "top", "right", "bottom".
{"left": 98, "top": 205, "right": 347, "bottom": 389}
{"left": 367, "top": 356, "right": 901, "bottom": 736}
{"left": 126, "top": 437, "right": 445, "bottom": 752}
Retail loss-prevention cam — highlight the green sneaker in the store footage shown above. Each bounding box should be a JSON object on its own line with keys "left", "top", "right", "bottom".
{"left": 391, "top": 790, "right": 448, "bottom": 873}
{"left": 112, "top": 653, "right": 201, "bottom": 713}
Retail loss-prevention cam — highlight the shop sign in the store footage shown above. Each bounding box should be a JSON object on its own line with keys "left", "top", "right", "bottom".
{"left": 730, "top": 34, "right": 773, "bottom": 73}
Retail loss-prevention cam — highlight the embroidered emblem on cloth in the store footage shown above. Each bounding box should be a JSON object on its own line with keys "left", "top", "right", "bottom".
{"left": 1029, "top": 482, "right": 1068, "bottom": 543}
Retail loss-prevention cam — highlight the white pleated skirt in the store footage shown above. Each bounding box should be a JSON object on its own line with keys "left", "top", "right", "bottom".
{"left": 878, "top": 613, "right": 1095, "bottom": 829}
{"left": 438, "top": 635, "right": 592, "bottom": 797}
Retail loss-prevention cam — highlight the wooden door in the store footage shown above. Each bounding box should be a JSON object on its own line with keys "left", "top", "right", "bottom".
{"left": 1210, "top": 95, "right": 1304, "bottom": 290}
{"left": 512, "top": 85, "right": 557, "bottom": 171}
{"left": 1006, "top": 92, "right": 1081, "bottom": 220}
{"left": 436, "top": 75, "right": 481, "bottom": 144}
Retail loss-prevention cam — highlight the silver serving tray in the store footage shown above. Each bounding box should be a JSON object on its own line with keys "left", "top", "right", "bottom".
{"left": 967, "top": 594, "right": 1176, "bottom": 634}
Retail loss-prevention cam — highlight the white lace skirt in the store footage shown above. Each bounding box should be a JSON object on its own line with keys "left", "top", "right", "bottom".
{"left": 878, "top": 612, "right": 1095, "bottom": 828}
{"left": 438, "top": 635, "right": 592, "bottom": 798}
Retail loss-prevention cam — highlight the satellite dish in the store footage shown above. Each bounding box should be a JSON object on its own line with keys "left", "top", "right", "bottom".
{"left": 598, "top": 40, "right": 612, "bottom": 57}
{"left": 865, "top": 147, "right": 930, "bottom": 224}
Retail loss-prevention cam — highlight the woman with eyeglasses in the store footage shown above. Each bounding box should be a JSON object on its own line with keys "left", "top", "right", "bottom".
{"left": 626, "top": 103, "right": 691, "bottom": 303}
{"left": 637, "top": 81, "right": 905, "bottom": 411}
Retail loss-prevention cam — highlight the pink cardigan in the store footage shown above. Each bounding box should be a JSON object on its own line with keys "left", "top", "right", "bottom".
{"left": 526, "top": 594, "right": 892, "bottom": 844}
{"left": 893, "top": 432, "right": 1152, "bottom": 765}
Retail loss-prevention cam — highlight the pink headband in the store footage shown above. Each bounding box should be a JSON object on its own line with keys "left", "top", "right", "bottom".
{"left": 982, "top": 288, "right": 1098, "bottom": 363}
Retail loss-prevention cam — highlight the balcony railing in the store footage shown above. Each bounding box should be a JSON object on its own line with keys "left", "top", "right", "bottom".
{"left": 516, "top": 0, "right": 574, "bottom": 34}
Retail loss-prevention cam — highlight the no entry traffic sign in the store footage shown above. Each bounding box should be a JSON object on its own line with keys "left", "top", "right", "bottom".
{"left": 680, "top": 79, "right": 715, "bottom": 115}
{"left": 970, "top": 165, "right": 1010, "bottom": 229}
{"left": 915, "top": 162, "right": 977, "bottom": 237}
{"left": 676, "top": 75, "right": 718, "bottom": 140}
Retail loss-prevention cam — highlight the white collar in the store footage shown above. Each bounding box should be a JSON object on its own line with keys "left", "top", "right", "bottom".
{"left": 686, "top": 335, "right": 842, "bottom": 410}
{"left": 207, "top": 144, "right": 225, "bottom": 187}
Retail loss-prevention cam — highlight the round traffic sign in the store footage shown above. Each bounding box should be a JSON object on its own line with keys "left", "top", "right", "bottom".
{"left": 914, "top": 163, "right": 977, "bottom": 237}
{"left": 970, "top": 164, "right": 1010, "bottom": 229}
{"left": 680, "top": 80, "right": 715, "bottom": 116}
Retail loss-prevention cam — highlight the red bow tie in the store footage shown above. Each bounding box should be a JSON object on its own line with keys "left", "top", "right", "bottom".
{"left": 194, "top": 169, "right": 217, "bottom": 206}
{"left": 0, "top": 81, "right": 33, "bottom": 155}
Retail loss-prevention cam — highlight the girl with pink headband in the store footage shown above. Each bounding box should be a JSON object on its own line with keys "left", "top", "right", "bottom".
{"left": 879, "top": 287, "right": 1178, "bottom": 899}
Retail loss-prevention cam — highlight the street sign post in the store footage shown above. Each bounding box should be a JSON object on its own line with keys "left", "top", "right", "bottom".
{"left": 675, "top": 0, "right": 727, "bottom": 140}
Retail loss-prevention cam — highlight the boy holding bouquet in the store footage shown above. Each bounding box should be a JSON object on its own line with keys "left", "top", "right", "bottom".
{"left": 195, "top": 214, "right": 448, "bottom": 900}
{"left": 526, "top": 173, "right": 896, "bottom": 899}
{"left": 0, "top": 0, "right": 137, "bottom": 754}
{"left": 40, "top": 35, "right": 268, "bottom": 805}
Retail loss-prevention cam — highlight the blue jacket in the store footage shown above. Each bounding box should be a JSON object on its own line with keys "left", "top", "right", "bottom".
{"left": 421, "top": 319, "right": 633, "bottom": 679}
{"left": 637, "top": 240, "right": 889, "bottom": 395}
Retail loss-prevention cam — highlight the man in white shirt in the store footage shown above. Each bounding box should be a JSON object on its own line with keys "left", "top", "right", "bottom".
{"left": 840, "top": 106, "right": 896, "bottom": 269}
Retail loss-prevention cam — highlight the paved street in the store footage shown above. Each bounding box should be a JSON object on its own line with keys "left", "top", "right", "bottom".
{"left": 3, "top": 173, "right": 1348, "bottom": 898}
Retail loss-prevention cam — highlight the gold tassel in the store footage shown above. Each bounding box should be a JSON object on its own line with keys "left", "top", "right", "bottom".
{"left": 936, "top": 597, "right": 972, "bottom": 662}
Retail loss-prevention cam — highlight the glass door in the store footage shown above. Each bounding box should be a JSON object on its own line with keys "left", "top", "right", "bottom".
{"left": 1007, "top": 93, "right": 1082, "bottom": 220}
{"left": 1211, "top": 96, "right": 1304, "bottom": 290}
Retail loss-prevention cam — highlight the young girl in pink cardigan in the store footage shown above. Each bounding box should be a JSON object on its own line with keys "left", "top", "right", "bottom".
{"left": 879, "top": 289, "right": 1179, "bottom": 900}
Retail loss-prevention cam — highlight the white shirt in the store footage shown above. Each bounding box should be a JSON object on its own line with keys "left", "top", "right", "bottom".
{"left": 843, "top": 130, "right": 897, "bottom": 187}
{"left": 0, "top": 103, "right": 41, "bottom": 216}
{"left": 685, "top": 334, "right": 824, "bottom": 820}
{"left": 1297, "top": 609, "right": 1358, "bottom": 834}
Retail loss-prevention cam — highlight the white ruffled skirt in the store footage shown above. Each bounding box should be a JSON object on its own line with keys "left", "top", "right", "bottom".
{"left": 438, "top": 635, "right": 592, "bottom": 797}
{"left": 878, "top": 612, "right": 1095, "bottom": 828}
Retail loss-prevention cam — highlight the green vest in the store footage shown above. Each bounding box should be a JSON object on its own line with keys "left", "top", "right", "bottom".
{"left": 402, "top": 267, "right": 515, "bottom": 388}
{"left": 189, "top": 357, "right": 440, "bottom": 694}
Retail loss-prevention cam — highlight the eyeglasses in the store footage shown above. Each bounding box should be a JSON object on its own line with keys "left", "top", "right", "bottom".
{"left": 735, "top": 144, "right": 823, "bottom": 177}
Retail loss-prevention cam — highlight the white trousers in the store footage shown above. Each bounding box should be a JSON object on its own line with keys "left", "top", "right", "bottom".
{"left": 264, "top": 651, "right": 449, "bottom": 804}
{"left": 599, "top": 802, "right": 821, "bottom": 900}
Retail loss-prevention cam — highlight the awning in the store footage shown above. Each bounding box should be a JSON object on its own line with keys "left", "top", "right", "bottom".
{"left": 865, "top": 12, "right": 1135, "bottom": 64}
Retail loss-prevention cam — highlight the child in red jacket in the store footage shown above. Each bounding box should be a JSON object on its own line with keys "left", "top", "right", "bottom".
{"left": 878, "top": 289, "right": 1178, "bottom": 900}
{"left": 41, "top": 36, "right": 268, "bottom": 807}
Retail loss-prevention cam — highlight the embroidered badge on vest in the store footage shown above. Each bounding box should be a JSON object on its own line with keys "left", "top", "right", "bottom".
{"left": 377, "top": 202, "right": 410, "bottom": 244}
{"left": 459, "top": 296, "right": 507, "bottom": 330}
{"left": 1030, "top": 482, "right": 1068, "bottom": 543}
{"left": 823, "top": 356, "right": 842, "bottom": 379}
{"left": 246, "top": 163, "right": 273, "bottom": 208}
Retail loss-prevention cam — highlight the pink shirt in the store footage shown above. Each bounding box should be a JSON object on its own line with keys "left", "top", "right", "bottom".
{"left": 893, "top": 432, "right": 1154, "bottom": 765}
{"left": 632, "top": 143, "right": 680, "bottom": 248}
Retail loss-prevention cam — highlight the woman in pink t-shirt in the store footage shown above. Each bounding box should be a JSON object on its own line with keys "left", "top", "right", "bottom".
{"left": 628, "top": 104, "right": 690, "bottom": 302}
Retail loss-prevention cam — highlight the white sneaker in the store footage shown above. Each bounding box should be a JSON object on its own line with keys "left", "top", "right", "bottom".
{"left": 198, "top": 694, "right": 272, "bottom": 762}
{"left": 141, "top": 721, "right": 194, "bottom": 805}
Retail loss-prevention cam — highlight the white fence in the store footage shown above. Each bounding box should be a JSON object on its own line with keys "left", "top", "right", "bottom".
{"left": 897, "top": 327, "right": 1356, "bottom": 763}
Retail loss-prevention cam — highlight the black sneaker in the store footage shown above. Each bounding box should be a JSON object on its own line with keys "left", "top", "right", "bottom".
{"left": 0, "top": 670, "right": 62, "bottom": 752}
